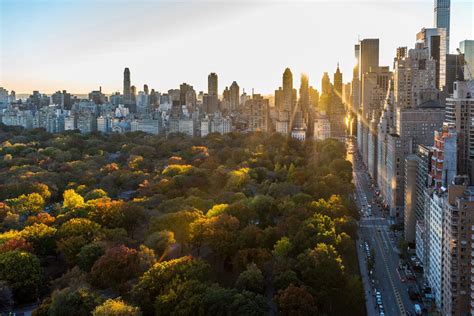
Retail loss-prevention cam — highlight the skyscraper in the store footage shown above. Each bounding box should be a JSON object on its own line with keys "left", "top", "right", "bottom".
{"left": 208, "top": 73, "right": 218, "bottom": 97}
{"left": 333, "top": 63, "right": 343, "bottom": 95}
{"left": 434, "top": 0, "right": 450, "bottom": 51}
{"left": 144, "top": 84, "right": 149, "bottom": 95}
{"left": 229, "top": 81, "right": 240, "bottom": 111}
{"left": 357, "top": 39, "right": 380, "bottom": 159}
{"left": 130, "top": 85, "right": 137, "bottom": 104}
{"left": 352, "top": 44, "right": 361, "bottom": 111}
{"left": 275, "top": 68, "right": 296, "bottom": 134}
{"left": 123, "top": 68, "right": 131, "bottom": 103}
{"left": 358, "top": 39, "right": 380, "bottom": 80}
{"left": 321, "top": 72, "right": 331, "bottom": 95}
{"left": 283, "top": 68, "right": 294, "bottom": 112}
{"left": 299, "top": 74, "right": 310, "bottom": 112}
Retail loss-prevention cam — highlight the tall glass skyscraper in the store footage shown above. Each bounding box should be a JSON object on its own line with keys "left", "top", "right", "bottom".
{"left": 434, "top": 0, "right": 450, "bottom": 51}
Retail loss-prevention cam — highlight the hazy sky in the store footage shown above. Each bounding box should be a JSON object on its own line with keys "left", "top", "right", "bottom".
{"left": 1, "top": 0, "right": 473, "bottom": 95}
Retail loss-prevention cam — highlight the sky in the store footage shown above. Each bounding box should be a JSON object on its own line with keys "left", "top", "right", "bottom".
{"left": 0, "top": 0, "right": 473, "bottom": 95}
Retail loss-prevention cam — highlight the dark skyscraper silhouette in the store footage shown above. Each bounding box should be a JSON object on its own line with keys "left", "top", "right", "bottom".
{"left": 230, "top": 81, "right": 240, "bottom": 111}
{"left": 123, "top": 67, "right": 131, "bottom": 103}
{"left": 321, "top": 72, "right": 331, "bottom": 95}
{"left": 333, "top": 63, "right": 343, "bottom": 95}
{"left": 208, "top": 73, "right": 218, "bottom": 96}
{"left": 283, "top": 68, "right": 294, "bottom": 112}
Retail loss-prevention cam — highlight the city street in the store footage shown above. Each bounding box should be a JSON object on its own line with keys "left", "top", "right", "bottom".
{"left": 348, "top": 139, "right": 416, "bottom": 316}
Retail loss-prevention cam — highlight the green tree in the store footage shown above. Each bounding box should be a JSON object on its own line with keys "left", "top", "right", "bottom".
{"left": 0, "top": 250, "right": 42, "bottom": 303}
{"left": 63, "top": 189, "right": 85, "bottom": 212}
{"left": 57, "top": 218, "right": 101, "bottom": 264}
{"left": 275, "top": 284, "right": 318, "bottom": 315}
{"left": 273, "top": 270, "right": 300, "bottom": 291}
{"left": 49, "top": 287, "right": 103, "bottom": 316}
{"left": 155, "top": 279, "right": 207, "bottom": 316}
{"left": 272, "top": 236, "right": 293, "bottom": 258}
{"left": 197, "top": 214, "right": 240, "bottom": 260}
{"left": 90, "top": 245, "right": 140, "bottom": 289}
{"left": 201, "top": 285, "right": 237, "bottom": 315}
{"left": 229, "top": 290, "right": 268, "bottom": 316}
{"left": 84, "top": 189, "right": 108, "bottom": 201}
{"left": 20, "top": 223, "right": 57, "bottom": 256}
{"left": 58, "top": 218, "right": 100, "bottom": 240}
{"left": 206, "top": 203, "right": 229, "bottom": 218}
{"left": 296, "top": 243, "right": 346, "bottom": 314}
{"left": 132, "top": 256, "right": 209, "bottom": 315}
{"left": 6, "top": 193, "right": 45, "bottom": 215}
{"left": 144, "top": 230, "right": 176, "bottom": 259}
{"left": 93, "top": 298, "right": 141, "bottom": 316}
{"left": 77, "top": 242, "right": 106, "bottom": 272}
{"left": 235, "top": 263, "right": 264, "bottom": 294}
{"left": 149, "top": 209, "right": 203, "bottom": 253}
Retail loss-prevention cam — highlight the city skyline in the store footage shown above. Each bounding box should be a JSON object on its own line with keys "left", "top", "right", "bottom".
{"left": 1, "top": 0, "right": 472, "bottom": 95}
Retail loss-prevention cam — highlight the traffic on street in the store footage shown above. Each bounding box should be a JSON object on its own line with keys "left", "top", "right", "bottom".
{"left": 348, "top": 138, "right": 424, "bottom": 316}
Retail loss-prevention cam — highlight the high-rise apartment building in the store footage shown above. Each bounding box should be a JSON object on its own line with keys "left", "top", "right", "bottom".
{"left": 444, "top": 80, "right": 474, "bottom": 178}
{"left": 394, "top": 43, "right": 437, "bottom": 113}
{"left": 417, "top": 28, "right": 447, "bottom": 91}
{"left": 247, "top": 94, "right": 269, "bottom": 132}
{"left": 424, "top": 125, "right": 457, "bottom": 309}
{"left": 404, "top": 154, "right": 418, "bottom": 242}
{"left": 361, "top": 66, "right": 390, "bottom": 173}
{"left": 179, "top": 83, "right": 196, "bottom": 109}
{"left": 415, "top": 144, "right": 433, "bottom": 265}
{"left": 441, "top": 178, "right": 474, "bottom": 316}
{"left": 377, "top": 83, "right": 395, "bottom": 203}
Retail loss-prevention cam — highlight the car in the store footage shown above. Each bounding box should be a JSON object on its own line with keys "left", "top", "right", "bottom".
{"left": 375, "top": 291, "right": 381, "bottom": 299}
{"left": 414, "top": 304, "right": 422, "bottom": 315}
{"left": 376, "top": 297, "right": 382, "bottom": 305}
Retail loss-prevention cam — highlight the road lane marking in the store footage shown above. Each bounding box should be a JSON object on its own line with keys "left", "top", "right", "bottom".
{"left": 374, "top": 229, "right": 406, "bottom": 316}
